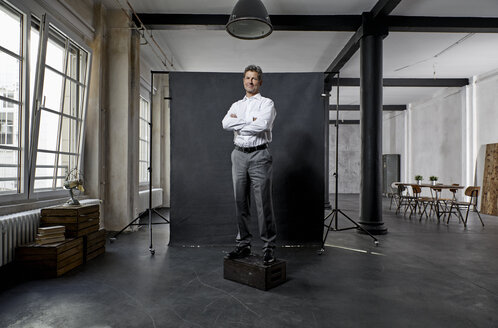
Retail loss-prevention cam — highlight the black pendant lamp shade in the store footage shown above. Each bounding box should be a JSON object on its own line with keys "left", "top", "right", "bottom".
{"left": 226, "top": 0, "right": 273, "bottom": 40}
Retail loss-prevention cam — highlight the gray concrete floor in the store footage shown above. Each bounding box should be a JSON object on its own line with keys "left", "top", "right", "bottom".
{"left": 1, "top": 195, "right": 498, "bottom": 328}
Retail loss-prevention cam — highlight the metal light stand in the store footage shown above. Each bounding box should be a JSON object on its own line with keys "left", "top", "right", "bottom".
{"left": 319, "top": 72, "right": 379, "bottom": 255}
{"left": 110, "top": 71, "right": 170, "bottom": 255}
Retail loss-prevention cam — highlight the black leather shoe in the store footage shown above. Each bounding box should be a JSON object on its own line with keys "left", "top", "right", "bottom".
{"left": 226, "top": 245, "right": 251, "bottom": 259}
{"left": 263, "top": 249, "right": 275, "bottom": 265}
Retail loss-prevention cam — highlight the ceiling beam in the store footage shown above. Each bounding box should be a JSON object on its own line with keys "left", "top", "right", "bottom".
{"left": 388, "top": 16, "right": 498, "bottom": 33}
{"left": 136, "top": 14, "right": 498, "bottom": 33}
{"left": 135, "top": 14, "right": 361, "bottom": 31}
{"left": 324, "top": 0, "right": 402, "bottom": 83}
{"left": 329, "top": 105, "right": 406, "bottom": 111}
{"left": 327, "top": 78, "right": 469, "bottom": 87}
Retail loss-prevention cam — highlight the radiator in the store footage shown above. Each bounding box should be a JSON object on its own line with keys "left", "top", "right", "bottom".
{"left": 0, "top": 199, "right": 100, "bottom": 267}
{"left": 0, "top": 209, "right": 40, "bottom": 267}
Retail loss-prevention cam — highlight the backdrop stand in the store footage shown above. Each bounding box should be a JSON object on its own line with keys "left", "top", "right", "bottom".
{"left": 110, "top": 71, "right": 170, "bottom": 255}
{"left": 319, "top": 72, "right": 379, "bottom": 255}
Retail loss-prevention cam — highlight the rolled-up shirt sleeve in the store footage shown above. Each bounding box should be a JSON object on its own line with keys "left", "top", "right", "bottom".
{"left": 239, "top": 99, "right": 276, "bottom": 136}
{"left": 222, "top": 103, "right": 247, "bottom": 131}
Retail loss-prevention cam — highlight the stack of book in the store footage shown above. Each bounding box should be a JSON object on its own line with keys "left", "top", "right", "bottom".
{"left": 35, "top": 225, "right": 66, "bottom": 245}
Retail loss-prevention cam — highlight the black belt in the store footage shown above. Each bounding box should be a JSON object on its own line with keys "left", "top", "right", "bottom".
{"left": 235, "top": 144, "right": 267, "bottom": 153}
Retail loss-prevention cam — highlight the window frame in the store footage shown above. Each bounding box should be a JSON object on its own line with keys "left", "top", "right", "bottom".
{"left": 138, "top": 91, "right": 151, "bottom": 186}
{"left": 0, "top": 0, "right": 92, "bottom": 204}
{"left": 29, "top": 13, "right": 91, "bottom": 200}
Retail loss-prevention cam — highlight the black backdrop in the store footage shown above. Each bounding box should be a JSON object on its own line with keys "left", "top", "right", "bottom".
{"left": 169, "top": 72, "right": 324, "bottom": 246}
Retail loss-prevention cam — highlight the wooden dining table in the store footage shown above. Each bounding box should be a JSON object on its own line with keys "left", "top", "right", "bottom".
{"left": 394, "top": 183, "right": 465, "bottom": 220}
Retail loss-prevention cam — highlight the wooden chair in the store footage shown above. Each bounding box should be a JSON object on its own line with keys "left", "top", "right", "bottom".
{"left": 447, "top": 186, "right": 484, "bottom": 227}
{"left": 395, "top": 184, "right": 410, "bottom": 215}
{"left": 409, "top": 185, "right": 433, "bottom": 220}
{"left": 431, "top": 184, "right": 453, "bottom": 219}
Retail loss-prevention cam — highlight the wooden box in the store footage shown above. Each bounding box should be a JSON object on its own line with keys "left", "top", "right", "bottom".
{"left": 15, "top": 238, "right": 83, "bottom": 278}
{"left": 84, "top": 229, "right": 106, "bottom": 262}
{"left": 223, "top": 254, "right": 286, "bottom": 291}
{"left": 41, "top": 204, "right": 100, "bottom": 238}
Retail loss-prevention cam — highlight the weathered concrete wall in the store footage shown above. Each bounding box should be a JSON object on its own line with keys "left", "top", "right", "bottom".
{"left": 329, "top": 123, "right": 361, "bottom": 193}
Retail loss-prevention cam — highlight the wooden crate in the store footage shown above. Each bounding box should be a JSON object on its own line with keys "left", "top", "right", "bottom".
{"left": 15, "top": 238, "right": 83, "bottom": 278}
{"left": 84, "top": 229, "right": 106, "bottom": 262}
{"left": 41, "top": 204, "right": 100, "bottom": 238}
{"left": 224, "top": 254, "right": 286, "bottom": 291}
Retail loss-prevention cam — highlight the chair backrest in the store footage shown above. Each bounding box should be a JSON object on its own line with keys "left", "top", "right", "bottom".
{"left": 464, "top": 186, "right": 480, "bottom": 197}
{"left": 411, "top": 185, "right": 422, "bottom": 196}
{"left": 464, "top": 186, "right": 480, "bottom": 205}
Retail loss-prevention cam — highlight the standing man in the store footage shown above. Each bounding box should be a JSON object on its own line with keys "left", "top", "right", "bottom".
{"left": 222, "top": 65, "right": 277, "bottom": 265}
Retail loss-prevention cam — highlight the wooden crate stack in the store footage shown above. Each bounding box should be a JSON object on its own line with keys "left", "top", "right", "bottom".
{"left": 16, "top": 238, "right": 84, "bottom": 278}
{"left": 15, "top": 204, "right": 106, "bottom": 278}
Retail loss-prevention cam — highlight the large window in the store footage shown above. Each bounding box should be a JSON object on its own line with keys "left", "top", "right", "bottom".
{"left": 0, "top": 0, "right": 90, "bottom": 201}
{"left": 139, "top": 96, "right": 150, "bottom": 184}
{"left": 0, "top": 2, "right": 22, "bottom": 194}
{"left": 32, "top": 26, "right": 88, "bottom": 191}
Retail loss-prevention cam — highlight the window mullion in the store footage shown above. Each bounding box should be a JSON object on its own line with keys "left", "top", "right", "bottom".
{"left": 28, "top": 14, "right": 48, "bottom": 196}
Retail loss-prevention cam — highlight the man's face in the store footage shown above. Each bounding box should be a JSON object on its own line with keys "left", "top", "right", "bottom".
{"left": 243, "top": 71, "right": 262, "bottom": 96}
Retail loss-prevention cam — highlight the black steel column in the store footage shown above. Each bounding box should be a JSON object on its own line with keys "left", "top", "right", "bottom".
{"left": 359, "top": 13, "right": 387, "bottom": 235}
{"left": 323, "top": 84, "right": 332, "bottom": 209}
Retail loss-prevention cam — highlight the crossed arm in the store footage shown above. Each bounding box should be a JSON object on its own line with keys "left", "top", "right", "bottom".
{"left": 222, "top": 100, "right": 276, "bottom": 136}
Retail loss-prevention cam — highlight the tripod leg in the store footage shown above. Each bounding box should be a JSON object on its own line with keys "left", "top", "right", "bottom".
{"left": 110, "top": 211, "right": 147, "bottom": 242}
{"left": 337, "top": 210, "right": 379, "bottom": 246}
{"left": 319, "top": 210, "right": 337, "bottom": 254}
{"left": 152, "top": 208, "right": 170, "bottom": 223}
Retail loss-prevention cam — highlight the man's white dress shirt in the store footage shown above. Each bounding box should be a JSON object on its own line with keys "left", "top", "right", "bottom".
{"left": 222, "top": 93, "right": 276, "bottom": 148}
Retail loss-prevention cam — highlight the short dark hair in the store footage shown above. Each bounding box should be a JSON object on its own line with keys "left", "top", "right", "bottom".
{"left": 244, "top": 65, "right": 263, "bottom": 80}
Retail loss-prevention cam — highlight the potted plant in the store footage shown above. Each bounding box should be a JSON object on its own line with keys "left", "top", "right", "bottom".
{"left": 415, "top": 175, "right": 423, "bottom": 185}
{"left": 429, "top": 176, "right": 438, "bottom": 185}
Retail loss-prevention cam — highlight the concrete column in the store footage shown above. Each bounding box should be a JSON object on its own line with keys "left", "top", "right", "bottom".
{"left": 84, "top": 2, "right": 106, "bottom": 221}
{"left": 359, "top": 13, "right": 387, "bottom": 235}
{"left": 104, "top": 10, "right": 140, "bottom": 230}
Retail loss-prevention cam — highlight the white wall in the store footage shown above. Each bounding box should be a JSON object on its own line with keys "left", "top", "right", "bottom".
{"left": 475, "top": 69, "right": 498, "bottom": 188}
{"left": 408, "top": 88, "right": 465, "bottom": 186}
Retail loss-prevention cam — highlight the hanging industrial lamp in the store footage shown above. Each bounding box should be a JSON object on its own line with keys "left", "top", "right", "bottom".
{"left": 226, "top": 0, "right": 273, "bottom": 40}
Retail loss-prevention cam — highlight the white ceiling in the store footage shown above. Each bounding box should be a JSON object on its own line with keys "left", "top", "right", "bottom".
{"left": 105, "top": 0, "right": 498, "bottom": 106}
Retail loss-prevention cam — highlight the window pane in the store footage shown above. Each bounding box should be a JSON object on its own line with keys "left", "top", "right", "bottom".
{"left": 0, "top": 148, "right": 19, "bottom": 194}
{"left": 0, "top": 105, "right": 19, "bottom": 147}
{"left": 37, "top": 110, "right": 59, "bottom": 151}
{"left": 63, "top": 79, "right": 79, "bottom": 117}
{"left": 60, "top": 116, "right": 79, "bottom": 154}
{"left": 42, "top": 68, "right": 63, "bottom": 111}
{"left": 0, "top": 52, "right": 21, "bottom": 102}
{"left": 34, "top": 151, "right": 55, "bottom": 190}
{"left": 56, "top": 154, "right": 78, "bottom": 188}
{"left": 0, "top": 4, "right": 21, "bottom": 55}
{"left": 46, "top": 34, "right": 65, "bottom": 72}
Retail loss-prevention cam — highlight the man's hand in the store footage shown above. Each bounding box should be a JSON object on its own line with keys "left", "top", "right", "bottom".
{"left": 230, "top": 113, "right": 237, "bottom": 118}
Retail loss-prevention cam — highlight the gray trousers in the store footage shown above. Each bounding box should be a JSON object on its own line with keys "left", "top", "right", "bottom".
{"left": 231, "top": 148, "right": 276, "bottom": 251}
